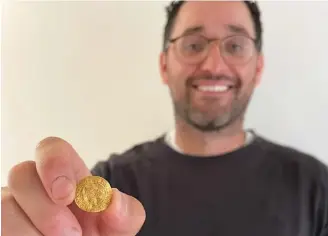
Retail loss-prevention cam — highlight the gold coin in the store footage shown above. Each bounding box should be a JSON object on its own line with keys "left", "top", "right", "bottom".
{"left": 74, "top": 176, "right": 112, "bottom": 213}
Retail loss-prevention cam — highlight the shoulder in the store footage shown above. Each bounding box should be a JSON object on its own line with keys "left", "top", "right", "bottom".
{"left": 255, "top": 134, "right": 328, "bottom": 186}
{"left": 109, "top": 135, "right": 166, "bottom": 167}
{"left": 90, "top": 135, "right": 166, "bottom": 178}
{"left": 256, "top": 135, "right": 328, "bottom": 232}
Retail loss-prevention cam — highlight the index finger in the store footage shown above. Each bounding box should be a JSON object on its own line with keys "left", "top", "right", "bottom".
{"left": 35, "top": 137, "right": 91, "bottom": 206}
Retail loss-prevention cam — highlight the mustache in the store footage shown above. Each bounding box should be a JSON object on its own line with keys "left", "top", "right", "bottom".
{"left": 186, "top": 74, "right": 241, "bottom": 87}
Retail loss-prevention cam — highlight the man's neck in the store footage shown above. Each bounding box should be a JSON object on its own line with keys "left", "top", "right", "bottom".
{"left": 174, "top": 119, "right": 247, "bottom": 157}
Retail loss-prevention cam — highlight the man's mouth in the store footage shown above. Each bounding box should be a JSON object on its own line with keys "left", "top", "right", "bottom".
{"left": 192, "top": 85, "right": 234, "bottom": 93}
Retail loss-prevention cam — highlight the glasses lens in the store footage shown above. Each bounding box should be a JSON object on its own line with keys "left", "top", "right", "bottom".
{"left": 173, "top": 35, "right": 255, "bottom": 65}
{"left": 175, "top": 35, "right": 208, "bottom": 64}
{"left": 221, "top": 36, "right": 254, "bottom": 64}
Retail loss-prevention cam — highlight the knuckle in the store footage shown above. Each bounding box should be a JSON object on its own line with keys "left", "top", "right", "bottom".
{"left": 1, "top": 187, "right": 18, "bottom": 216}
{"left": 8, "top": 161, "right": 36, "bottom": 189}
{"left": 35, "top": 137, "right": 72, "bottom": 166}
{"left": 1, "top": 187, "right": 13, "bottom": 204}
{"left": 36, "top": 137, "right": 69, "bottom": 151}
{"left": 42, "top": 211, "right": 66, "bottom": 233}
{"left": 1, "top": 187, "right": 40, "bottom": 236}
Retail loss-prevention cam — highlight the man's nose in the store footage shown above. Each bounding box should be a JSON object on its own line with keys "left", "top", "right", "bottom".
{"left": 200, "top": 44, "right": 229, "bottom": 74}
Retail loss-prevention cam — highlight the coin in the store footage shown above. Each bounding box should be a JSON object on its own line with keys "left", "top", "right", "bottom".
{"left": 74, "top": 176, "right": 112, "bottom": 213}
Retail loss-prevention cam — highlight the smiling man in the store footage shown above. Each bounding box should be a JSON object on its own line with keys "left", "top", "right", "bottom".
{"left": 92, "top": 1, "right": 328, "bottom": 235}
{"left": 159, "top": 1, "right": 264, "bottom": 154}
{"left": 2, "top": 1, "right": 328, "bottom": 236}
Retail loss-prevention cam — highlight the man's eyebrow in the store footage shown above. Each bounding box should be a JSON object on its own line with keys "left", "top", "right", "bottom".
{"left": 226, "top": 24, "right": 252, "bottom": 37}
{"left": 179, "top": 25, "right": 204, "bottom": 37}
{"left": 173, "top": 24, "right": 253, "bottom": 39}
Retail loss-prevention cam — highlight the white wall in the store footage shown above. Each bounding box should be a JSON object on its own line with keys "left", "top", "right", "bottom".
{"left": 2, "top": 1, "right": 328, "bottom": 186}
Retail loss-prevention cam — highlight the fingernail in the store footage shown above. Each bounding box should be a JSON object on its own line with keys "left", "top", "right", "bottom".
{"left": 63, "top": 227, "right": 81, "bottom": 236}
{"left": 51, "top": 176, "right": 74, "bottom": 201}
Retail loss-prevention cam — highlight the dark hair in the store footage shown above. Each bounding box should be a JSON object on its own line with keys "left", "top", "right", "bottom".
{"left": 163, "top": 1, "right": 263, "bottom": 52}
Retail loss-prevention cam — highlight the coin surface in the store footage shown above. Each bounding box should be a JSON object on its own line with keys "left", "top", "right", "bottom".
{"left": 75, "top": 176, "right": 112, "bottom": 212}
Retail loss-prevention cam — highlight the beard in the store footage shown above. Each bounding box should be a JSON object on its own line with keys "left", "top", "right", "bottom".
{"left": 171, "top": 74, "right": 256, "bottom": 132}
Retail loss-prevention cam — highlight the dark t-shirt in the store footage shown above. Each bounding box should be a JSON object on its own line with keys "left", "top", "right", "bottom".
{"left": 91, "top": 133, "right": 328, "bottom": 236}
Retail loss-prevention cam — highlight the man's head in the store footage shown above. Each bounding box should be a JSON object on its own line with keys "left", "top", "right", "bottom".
{"left": 159, "top": 1, "right": 264, "bottom": 133}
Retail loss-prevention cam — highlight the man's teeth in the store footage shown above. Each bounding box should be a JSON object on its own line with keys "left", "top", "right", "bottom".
{"left": 197, "top": 85, "right": 229, "bottom": 92}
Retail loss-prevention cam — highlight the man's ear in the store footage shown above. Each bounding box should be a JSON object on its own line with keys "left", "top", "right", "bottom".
{"left": 159, "top": 52, "right": 169, "bottom": 85}
{"left": 255, "top": 53, "right": 264, "bottom": 86}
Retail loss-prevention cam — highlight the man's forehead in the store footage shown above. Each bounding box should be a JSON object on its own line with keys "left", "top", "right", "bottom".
{"left": 172, "top": 1, "right": 255, "bottom": 38}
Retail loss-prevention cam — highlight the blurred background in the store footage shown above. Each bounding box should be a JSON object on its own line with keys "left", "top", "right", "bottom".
{"left": 2, "top": 1, "right": 328, "bottom": 186}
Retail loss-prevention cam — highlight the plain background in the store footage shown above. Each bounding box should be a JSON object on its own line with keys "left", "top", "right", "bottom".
{"left": 2, "top": 1, "right": 328, "bottom": 186}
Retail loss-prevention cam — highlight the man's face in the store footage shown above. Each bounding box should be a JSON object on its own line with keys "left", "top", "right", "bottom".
{"left": 160, "top": 1, "right": 264, "bottom": 132}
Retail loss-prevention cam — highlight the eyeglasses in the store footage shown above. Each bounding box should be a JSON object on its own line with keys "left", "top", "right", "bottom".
{"left": 165, "top": 34, "right": 258, "bottom": 65}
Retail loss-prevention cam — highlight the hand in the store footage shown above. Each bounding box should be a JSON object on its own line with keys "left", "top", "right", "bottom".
{"left": 1, "top": 137, "right": 146, "bottom": 236}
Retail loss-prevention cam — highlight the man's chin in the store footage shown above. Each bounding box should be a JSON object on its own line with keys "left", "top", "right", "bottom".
{"left": 174, "top": 102, "right": 241, "bottom": 132}
{"left": 189, "top": 101, "right": 236, "bottom": 120}
{"left": 188, "top": 121, "right": 229, "bottom": 132}
{"left": 185, "top": 113, "right": 232, "bottom": 133}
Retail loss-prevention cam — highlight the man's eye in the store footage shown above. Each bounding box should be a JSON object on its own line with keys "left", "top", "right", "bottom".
{"left": 226, "top": 43, "right": 244, "bottom": 54}
{"left": 186, "top": 42, "right": 205, "bottom": 52}
{"left": 231, "top": 43, "right": 242, "bottom": 51}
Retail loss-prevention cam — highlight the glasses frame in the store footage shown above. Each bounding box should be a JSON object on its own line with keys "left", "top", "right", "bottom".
{"left": 165, "top": 33, "right": 259, "bottom": 66}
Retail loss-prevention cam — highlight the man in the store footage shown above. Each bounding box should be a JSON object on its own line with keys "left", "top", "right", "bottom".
{"left": 2, "top": 1, "right": 328, "bottom": 236}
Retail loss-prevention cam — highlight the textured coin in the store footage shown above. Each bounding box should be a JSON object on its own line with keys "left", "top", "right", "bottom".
{"left": 75, "top": 176, "right": 112, "bottom": 213}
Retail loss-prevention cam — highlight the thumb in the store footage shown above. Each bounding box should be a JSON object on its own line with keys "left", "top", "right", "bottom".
{"left": 97, "top": 188, "right": 146, "bottom": 235}
{"left": 35, "top": 137, "right": 91, "bottom": 206}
